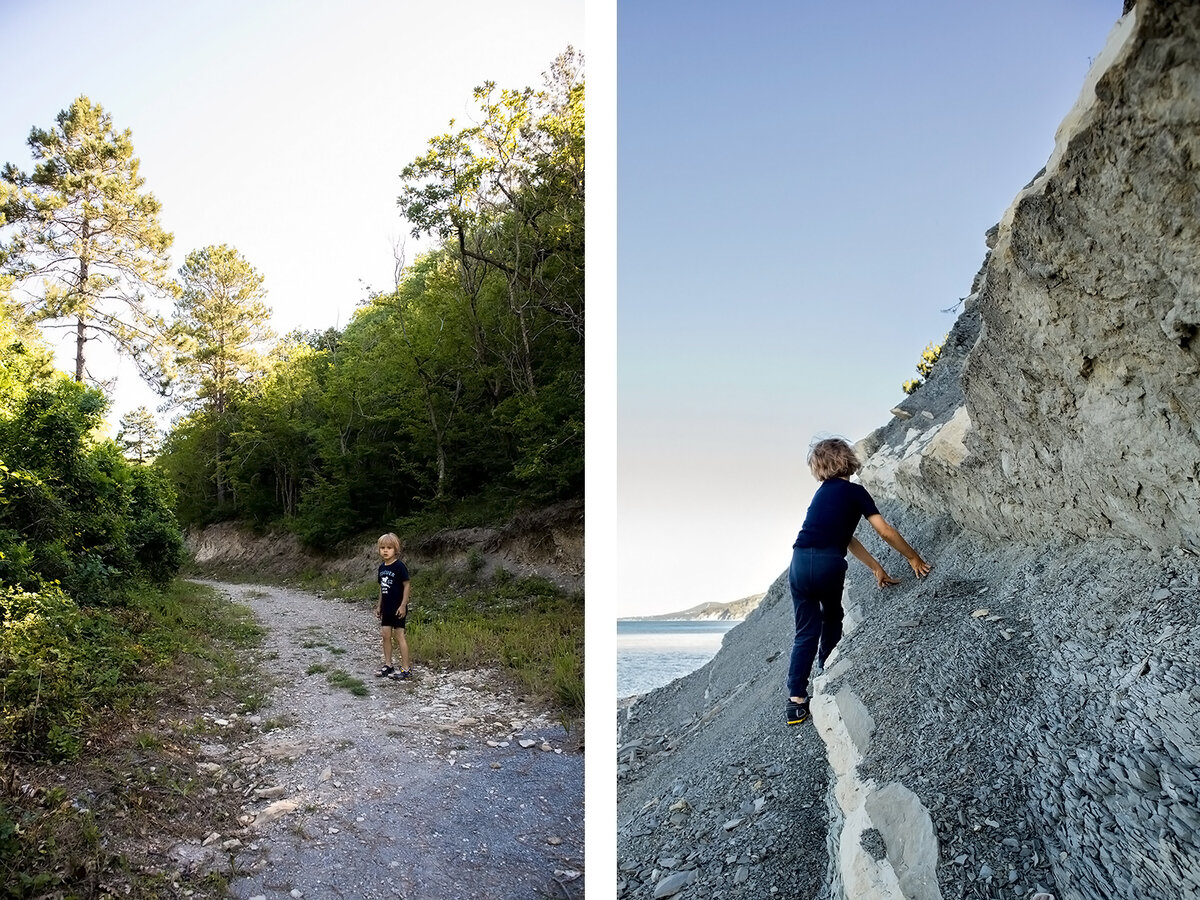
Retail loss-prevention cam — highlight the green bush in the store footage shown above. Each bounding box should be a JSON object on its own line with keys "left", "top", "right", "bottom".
{"left": 0, "top": 376, "right": 184, "bottom": 603}
{"left": 0, "top": 585, "right": 92, "bottom": 759}
{"left": 0, "top": 580, "right": 265, "bottom": 893}
{"left": 901, "top": 336, "right": 946, "bottom": 396}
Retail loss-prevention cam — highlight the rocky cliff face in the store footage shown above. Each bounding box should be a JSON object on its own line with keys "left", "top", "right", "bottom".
{"left": 862, "top": 1, "right": 1200, "bottom": 553}
{"left": 618, "top": 4, "right": 1200, "bottom": 899}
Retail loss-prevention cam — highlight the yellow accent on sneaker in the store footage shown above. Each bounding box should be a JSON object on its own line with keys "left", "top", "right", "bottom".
{"left": 786, "top": 701, "right": 809, "bottom": 725}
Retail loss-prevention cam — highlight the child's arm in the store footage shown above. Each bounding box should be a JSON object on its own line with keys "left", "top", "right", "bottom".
{"left": 400, "top": 580, "right": 410, "bottom": 617}
{"left": 848, "top": 536, "right": 899, "bottom": 588}
{"left": 376, "top": 583, "right": 382, "bottom": 619}
{"left": 866, "top": 514, "right": 931, "bottom": 578}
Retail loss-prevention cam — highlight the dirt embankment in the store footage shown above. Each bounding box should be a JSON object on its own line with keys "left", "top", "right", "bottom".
{"left": 185, "top": 500, "right": 584, "bottom": 593}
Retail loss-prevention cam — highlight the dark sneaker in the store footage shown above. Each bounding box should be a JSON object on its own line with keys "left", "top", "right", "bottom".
{"left": 786, "top": 700, "right": 809, "bottom": 726}
{"left": 389, "top": 668, "right": 413, "bottom": 681}
{"left": 374, "top": 665, "right": 395, "bottom": 678}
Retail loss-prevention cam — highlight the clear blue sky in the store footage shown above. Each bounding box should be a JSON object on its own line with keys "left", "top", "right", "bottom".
{"left": 617, "top": 1, "right": 1124, "bottom": 616}
{"left": 1, "top": 0, "right": 582, "bottom": 429}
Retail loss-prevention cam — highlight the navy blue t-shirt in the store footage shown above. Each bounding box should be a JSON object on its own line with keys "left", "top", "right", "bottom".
{"left": 378, "top": 560, "right": 410, "bottom": 608}
{"left": 792, "top": 479, "right": 880, "bottom": 551}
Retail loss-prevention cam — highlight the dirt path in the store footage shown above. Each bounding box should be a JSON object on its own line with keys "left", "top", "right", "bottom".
{"left": 186, "top": 581, "right": 584, "bottom": 900}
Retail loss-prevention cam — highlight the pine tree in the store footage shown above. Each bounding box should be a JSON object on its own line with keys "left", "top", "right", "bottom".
{"left": 172, "top": 244, "right": 272, "bottom": 414}
{"left": 171, "top": 244, "right": 273, "bottom": 506}
{"left": 116, "top": 405, "right": 161, "bottom": 463}
{"left": 1, "top": 96, "right": 174, "bottom": 384}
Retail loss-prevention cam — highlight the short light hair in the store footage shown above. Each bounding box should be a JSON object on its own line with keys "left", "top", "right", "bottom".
{"left": 377, "top": 533, "right": 402, "bottom": 552}
{"left": 807, "top": 437, "right": 860, "bottom": 481}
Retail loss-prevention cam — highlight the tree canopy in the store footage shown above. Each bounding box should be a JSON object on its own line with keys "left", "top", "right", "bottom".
{"left": 156, "top": 50, "right": 585, "bottom": 542}
{"left": 2, "top": 51, "right": 583, "bottom": 550}
{"left": 1, "top": 96, "right": 175, "bottom": 385}
{"left": 0, "top": 303, "right": 183, "bottom": 602}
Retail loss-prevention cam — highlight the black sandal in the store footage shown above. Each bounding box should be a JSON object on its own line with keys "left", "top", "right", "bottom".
{"left": 374, "top": 665, "right": 394, "bottom": 678}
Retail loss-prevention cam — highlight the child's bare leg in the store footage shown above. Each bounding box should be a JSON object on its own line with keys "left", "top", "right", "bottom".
{"left": 380, "top": 626, "right": 394, "bottom": 667}
{"left": 394, "top": 628, "right": 411, "bottom": 670}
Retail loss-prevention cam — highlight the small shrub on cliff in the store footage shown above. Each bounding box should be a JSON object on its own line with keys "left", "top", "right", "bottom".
{"left": 902, "top": 335, "right": 947, "bottom": 395}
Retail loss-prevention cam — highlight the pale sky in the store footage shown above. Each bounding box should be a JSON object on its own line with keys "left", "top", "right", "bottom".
{"left": 1, "top": 0, "right": 583, "bottom": 429}
{"left": 617, "top": 1, "right": 1123, "bottom": 616}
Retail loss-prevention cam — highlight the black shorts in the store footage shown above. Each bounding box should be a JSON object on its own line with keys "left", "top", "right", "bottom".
{"left": 380, "top": 605, "right": 406, "bottom": 629}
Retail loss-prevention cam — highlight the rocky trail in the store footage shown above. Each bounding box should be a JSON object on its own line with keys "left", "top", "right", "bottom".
{"left": 177, "top": 580, "right": 584, "bottom": 900}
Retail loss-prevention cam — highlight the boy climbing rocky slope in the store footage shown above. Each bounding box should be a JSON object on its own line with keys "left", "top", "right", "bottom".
{"left": 618, "top": 3, "right": 1200, "bottom": 898}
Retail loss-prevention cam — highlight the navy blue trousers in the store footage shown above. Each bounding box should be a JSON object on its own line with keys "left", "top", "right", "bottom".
{"left": 786, "top": 547, "right": 848, "bottom": 698}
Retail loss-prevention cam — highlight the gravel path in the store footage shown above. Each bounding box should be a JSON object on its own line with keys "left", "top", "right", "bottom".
{"left": 187, "top": 580, "right": 584, "bottom": 900}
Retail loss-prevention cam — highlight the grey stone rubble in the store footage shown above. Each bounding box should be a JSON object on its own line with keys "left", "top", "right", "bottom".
{"left": 617, "top": 589, "right": 833, "bottom": 899}
{"left": 618, "top": 3, "right": 1200, "bottom": 899}
{"left": 172, "top": 581, "right": 583, "bottom": 900}
{"left": 618, "top": 481, "right": 1200, "bottom": 900}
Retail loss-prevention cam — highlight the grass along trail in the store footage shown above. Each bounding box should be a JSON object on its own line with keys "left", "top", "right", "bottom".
{"left": 186, "top": 580, "right": 583, "bottom": 900}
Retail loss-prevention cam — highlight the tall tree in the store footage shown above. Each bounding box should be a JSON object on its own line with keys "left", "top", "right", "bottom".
{"left": 171, "top": 244, "right": 272, "bottom": 413}
{"left": 170, "top": 243, "right": 273, "bottom": 506}
{"left": 398, "top": 50, "right": 585, "bottom": 495}
{"left": 399, "top": 47, "right": 585, "bottom": 371}
{"left": 116, "top": 405, "right": 160, "bottom": 463}
{"left": 0, "top": 96, "right": 175, "bottom": 384}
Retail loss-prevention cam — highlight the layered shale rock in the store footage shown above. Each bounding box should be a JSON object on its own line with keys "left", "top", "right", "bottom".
{"left": 863, "top": 1, "right": 1200, "bottom": 552}
{"left": 618, "top": 3, "right": 1200, "bottom": 898}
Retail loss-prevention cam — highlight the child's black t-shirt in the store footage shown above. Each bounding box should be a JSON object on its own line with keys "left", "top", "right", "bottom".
{"left": 792, "top": 478, "right": 880, "bottom": 551}
{"left": 379, "top": 560, "right": 410, "bottom": 606}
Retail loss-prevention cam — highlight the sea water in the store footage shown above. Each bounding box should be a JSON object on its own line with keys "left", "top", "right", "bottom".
{"left": 617, "top": 619, "right": 741, "bottom": 699}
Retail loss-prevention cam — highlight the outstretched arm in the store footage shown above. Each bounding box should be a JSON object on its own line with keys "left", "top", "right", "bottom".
{"left": 866, "top": 514, "right": 931, "bottom": 578}
{"left": 848, "top": 536, "right": 900, "bottom": 589}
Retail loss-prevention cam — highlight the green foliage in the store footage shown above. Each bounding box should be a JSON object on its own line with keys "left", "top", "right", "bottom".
{"left": 116, "top": 405, "right": 161, "bottom": 462}
{"left": 0, "top": 581, "right": 242, "bottom": 762}
{"left": 0, "top": 581, "right": 264, "bottom": 894}
{"left": 408, "top": 567, "right": 583, "bottom": 713}
{"left": 0, "top": 95, "right": 175, "bottom": 383}
{"left": 171, "top": 243, "right": 273, "bottom": 416}
{"left": 322, "top": 669, "right": 369, "bottom": 697}
{"left": 0, "top": 585, "right": 91, "bottom": 759}
{"left": 0, "top": 371, "right": 183, "bottom": 602}
{"left": 167, "top": 244, "right": 274, "bottom": 511}
{"left": 156, "top": 52, "right": 584, "bottom": 544}
{"left": 902, "top": 335, "right": 947, "bottom": 395}
{"left": 0, "top": 296, "right": 54, "bottom": 413}
{"left": 0, "top": 787, "right": 99, "bottom": 899}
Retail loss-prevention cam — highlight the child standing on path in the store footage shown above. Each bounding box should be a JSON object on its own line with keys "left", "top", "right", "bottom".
{"left": 786, "top": 438, "right": 931, "bottom": 725}
{"left": 375, "top": 533, "right": 412, "bottom": 681}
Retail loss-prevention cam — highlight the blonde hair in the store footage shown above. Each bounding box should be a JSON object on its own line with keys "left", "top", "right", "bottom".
{"left": 377, "top": 533, "right": 402, "bottom": 552}
{"left": 807, "top": 437, "right": 860, "bottom": 481}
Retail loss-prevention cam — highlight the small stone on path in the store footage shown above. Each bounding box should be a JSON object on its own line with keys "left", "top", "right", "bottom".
{"left": 653, "top": 870, "right": 697, "bottom": 898}
{"left": 253, "top": 799, "right": 299, "bottom": 828}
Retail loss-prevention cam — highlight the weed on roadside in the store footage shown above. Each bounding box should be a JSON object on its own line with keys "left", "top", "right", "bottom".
{"left": 298, "top": 626, "right": 348, "bottom": 656}
{"left": 324, "top": 670, "right": 369, "bottom": 697}
{"left": 409, "top": 570, "right": 583, "bottom": 715}
{"left": 0, "top": 581, "right": 266, "bottom": 898}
